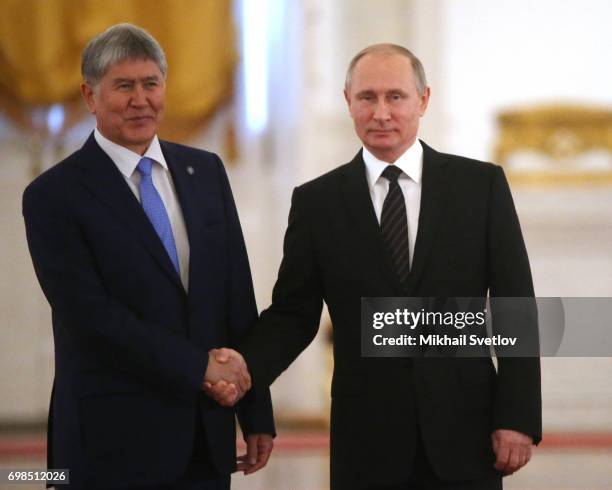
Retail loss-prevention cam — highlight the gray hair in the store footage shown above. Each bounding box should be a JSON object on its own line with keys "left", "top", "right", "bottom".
{"left": 81, "top": 23, "right": 167, "bottom": 86}
{"left": 345, "top": 43, "right": 427, "bottom": 96}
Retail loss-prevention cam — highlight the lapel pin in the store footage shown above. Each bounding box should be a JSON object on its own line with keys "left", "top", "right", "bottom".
{"left": 186, "top": 166, "right": 195, "bottom": 175}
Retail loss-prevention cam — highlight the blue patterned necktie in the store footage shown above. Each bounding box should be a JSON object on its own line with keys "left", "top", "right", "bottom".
{"left": 136, "top": 157, "right": 180, "bottom": 274}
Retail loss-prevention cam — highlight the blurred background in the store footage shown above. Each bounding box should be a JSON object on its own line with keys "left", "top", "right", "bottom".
{"left": 0, "top": 0, "right": 611, "bottom": 488}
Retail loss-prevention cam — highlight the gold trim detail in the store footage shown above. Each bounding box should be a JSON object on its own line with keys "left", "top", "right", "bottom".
{"left": 495, "top": 104, "right": 612, "bottom": 186}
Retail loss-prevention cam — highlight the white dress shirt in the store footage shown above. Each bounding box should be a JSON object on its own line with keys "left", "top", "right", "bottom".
{"left": 94, "top": 129, "right": 190, "bottom": 290}
{"left": 363, "top": 140, "right": 423, "bottom": 268}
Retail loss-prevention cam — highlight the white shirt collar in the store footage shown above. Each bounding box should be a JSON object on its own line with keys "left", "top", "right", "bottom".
{"left": 94, "top": 128, "right": 168, "bottom": 178}
{"left": 363, "top": 139, "right": 423, "bottom": 190}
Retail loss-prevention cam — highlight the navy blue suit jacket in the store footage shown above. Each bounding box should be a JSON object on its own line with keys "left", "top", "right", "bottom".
{"left": 23, "top": 133, "right": 274, "bottom": 488}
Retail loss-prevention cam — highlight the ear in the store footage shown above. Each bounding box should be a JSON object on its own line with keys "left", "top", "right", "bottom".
{"left": 343, "top": 88, "right": 353, "bottom": 115}
{"left": 81, "top": 83, "right": 97, "bottom": 114}
{"left": 419, "top": 86, "right": 431, "bottom": 116}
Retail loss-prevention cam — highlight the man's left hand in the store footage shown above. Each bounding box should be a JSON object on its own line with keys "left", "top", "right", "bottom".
{"left": 492, "top": 429, "right": 533, "bottom": 475}
{"left": 236, "top": 433, "right": 274, "bottom": 475}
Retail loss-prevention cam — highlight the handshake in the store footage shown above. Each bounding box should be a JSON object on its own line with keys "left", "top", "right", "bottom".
{"left": 202, "top": 348, "right": 252, "bottom": 407}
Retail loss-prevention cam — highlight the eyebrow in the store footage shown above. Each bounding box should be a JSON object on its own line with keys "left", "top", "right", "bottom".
{"left": 355, "top": 88, "right": 409, "bottom": 97}
{"left": 111, "top": 75, "right": 161, "bottom": 85}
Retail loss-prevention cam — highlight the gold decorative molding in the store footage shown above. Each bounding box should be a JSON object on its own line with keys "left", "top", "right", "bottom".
{"left": 495, "top": 104, "right": 612, "bottom": 185}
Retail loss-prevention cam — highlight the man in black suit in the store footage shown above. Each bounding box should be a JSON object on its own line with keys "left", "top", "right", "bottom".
{"left": 209, "top": 44, "right": 541, "bottom": 489}
{"left": 23, "top": 24, "right": 274, "bottom": 489}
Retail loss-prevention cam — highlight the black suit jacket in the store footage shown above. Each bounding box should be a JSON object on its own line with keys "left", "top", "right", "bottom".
{"left": 240, "top": 141, "right": 541, "bottom": 489}
{"left": 23, "top": 134, "right": 274, "bottom": 489}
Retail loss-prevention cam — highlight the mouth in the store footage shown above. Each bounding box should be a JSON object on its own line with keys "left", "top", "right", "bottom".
{"left": 126, "top": 116, "right": 155, "bottom": 122}
{"left": 368, "top": 129, "right": 395, "bottom": 135}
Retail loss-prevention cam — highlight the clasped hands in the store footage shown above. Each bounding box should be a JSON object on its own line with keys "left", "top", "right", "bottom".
{"left": 202, "top": 348, "right": 251, "bottom": 407}
{"left": 202, "top": 348, "right": 274, "bottom": 475}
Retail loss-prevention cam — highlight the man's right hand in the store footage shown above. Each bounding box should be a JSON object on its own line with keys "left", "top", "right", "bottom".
{"left": 203, "top": 348, "right": 251, "bottom": 406}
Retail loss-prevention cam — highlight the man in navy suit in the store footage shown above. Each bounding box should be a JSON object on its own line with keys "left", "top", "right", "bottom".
{"left": 23, "top": 23, "right": 274, "bottom": 489}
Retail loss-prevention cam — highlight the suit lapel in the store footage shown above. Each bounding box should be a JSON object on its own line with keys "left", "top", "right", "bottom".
{"left": 77, "top": 134, "right": 183, "bottom": 291}
{"left": 340, "top": 151, "right": 405, "bottom": 294}
{"left": 160, "top": 141, "right": 199, "bottom": 265}
{"left": 404, "top": 141, "right": 451, "bottom": 295}
{"left": 160, "top": 142, "right": 218, "bottom": 307}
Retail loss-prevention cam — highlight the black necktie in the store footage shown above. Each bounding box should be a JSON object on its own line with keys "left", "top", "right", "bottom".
{"left": 380, "top": 165, "right": 410, "bottom": 283}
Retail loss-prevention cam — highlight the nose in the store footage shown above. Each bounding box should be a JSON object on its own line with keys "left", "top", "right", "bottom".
{"left": 130, "top": 85, "right": 147, "bottom": 108}
{"left": 373, "top": 100, "right": 391, "bottom": 121}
